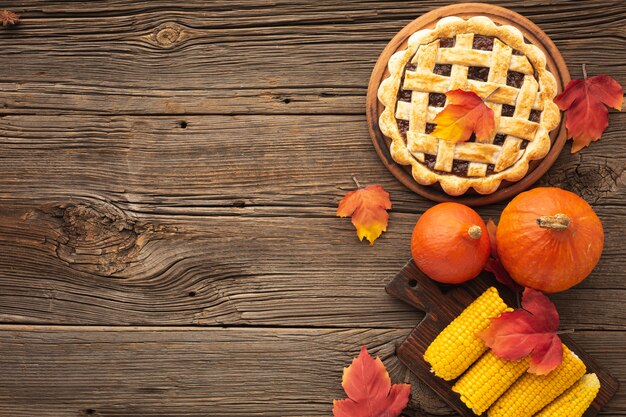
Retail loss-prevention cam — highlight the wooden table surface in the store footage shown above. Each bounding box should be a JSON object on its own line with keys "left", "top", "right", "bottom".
{"left": 0, "top": 1, "right": 624, "bottom": 416}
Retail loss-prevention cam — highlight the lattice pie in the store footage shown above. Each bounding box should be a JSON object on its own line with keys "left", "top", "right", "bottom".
{"left": 378, "top": 16, "right": 560, "bottom": 195}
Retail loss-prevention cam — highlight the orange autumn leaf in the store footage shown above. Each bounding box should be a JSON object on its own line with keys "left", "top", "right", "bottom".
{"left": 432, "top": 89, "right": 496, "bottom": 143}
{"left": 337, "top": 184, "right": 391, "bottom": 245}
{"left": 477, "top": 288, "right": 563, "bottom": 375}
{"left": 333, "top": 346, "right": 411, "bottom": 417}
{"left": 553, "top": 72, "right": 623, "bottom": 153}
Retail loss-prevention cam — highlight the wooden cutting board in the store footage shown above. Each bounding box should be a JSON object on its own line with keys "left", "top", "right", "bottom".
{"left": 386, "top": 260, "right": 619, "bottom": 416}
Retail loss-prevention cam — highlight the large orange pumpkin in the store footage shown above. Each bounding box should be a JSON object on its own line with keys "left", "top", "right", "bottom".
{"left": 411, "top": 202, "right": 490, "bottom": 284}
{"left": 496, "top": 187, "right": 604, "bottom": 293}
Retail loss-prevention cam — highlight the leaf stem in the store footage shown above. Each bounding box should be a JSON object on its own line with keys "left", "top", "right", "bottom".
{"left": 582, "top": 64, "right": 588, "bottom": 80}
{"left": 352, "top": 175, "right": 362, "bottom": 189}
{"left": 484, "top": 87, "right": 501, "bottom": 101}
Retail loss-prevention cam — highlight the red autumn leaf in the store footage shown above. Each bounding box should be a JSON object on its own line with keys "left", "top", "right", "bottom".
{"left": 484, "top": 219, "right": 523, "bottom": 292}
{"left": 477, "top": 288, "right": 563, "bottom": 375}
{"left": 432, "top": 89, "right": 496, "bottom": 143}
{"left": 337, "top": 184, "right": 391, "bottom": 245}
{"left": 333, "top": 346, "right": 411, "bottom": 417}
{"left": 553, "top": 72, "right": 623, "bottom": 153}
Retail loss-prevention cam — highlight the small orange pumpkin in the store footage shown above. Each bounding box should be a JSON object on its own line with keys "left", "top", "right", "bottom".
{"left": 411, "top": 202, "right": 490, "bottom": 284}
{"left": 496, "top": 187, "right": 604, "bottom": 293}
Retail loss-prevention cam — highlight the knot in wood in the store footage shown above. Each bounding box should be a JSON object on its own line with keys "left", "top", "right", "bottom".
{"left": 51, "top": 200, "right": 148, "bottom": 276}
{"left": 146, "top": 23, "right": 187, "bottom": 48}
{"left": 540, "top": 157, "right": 622, "bottom": 204}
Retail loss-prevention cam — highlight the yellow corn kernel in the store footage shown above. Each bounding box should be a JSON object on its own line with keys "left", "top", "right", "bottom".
{"left": 424, "top": 287, "right": 509, "bottom": 381}
{"left": 535, "top": 373, "right": 600, "bottom": 417}
{"left": 488, "top": 346, "right": 586, "bottom": 417}
{"left": 452, "top": 351, "right": 529, "bottom": 415}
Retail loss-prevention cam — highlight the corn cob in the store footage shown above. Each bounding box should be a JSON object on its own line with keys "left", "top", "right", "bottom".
{"left": 452, "top": 351, "right": 529, "bottom": 415}
{"left": 534, "top": 373, "right": 600, "bottom": 417}
{"left": 488, "top": 345, "right": 586, "bottom": 417}
{"left": 424, "top": 287, "right": 509, "bottom": 381}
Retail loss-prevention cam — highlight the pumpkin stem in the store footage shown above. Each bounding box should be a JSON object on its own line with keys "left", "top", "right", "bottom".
{"left": 537, "top": 213, "right": 570, "bottom": 231}
{"left": 467, "top": 225, "right": 482, "bottom": 240}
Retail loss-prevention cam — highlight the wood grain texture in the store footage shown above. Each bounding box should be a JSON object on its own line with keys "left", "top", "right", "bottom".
{"left": 0, "top": 326, "right": 452, "bottom": 417}
{"left": 0, "top": 115, "right": 624, "bottom": 328}
{"left": 0, "top": 326, "right": 623, "bottom": 416}
{"left": 0, "top": 1, "right": 624, "bottom": 115}
{"left": 0, "top": 1, "right": 624, "bottom": 416}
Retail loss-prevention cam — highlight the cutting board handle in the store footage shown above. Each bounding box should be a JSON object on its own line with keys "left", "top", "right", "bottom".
{"left": 385, "top": 259, "right": 449, "bottom": 316}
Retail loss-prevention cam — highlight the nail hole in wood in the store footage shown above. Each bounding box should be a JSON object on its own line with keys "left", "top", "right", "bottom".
{"left": 85, "top": 410, "right": 95, "bottom": 415}
{"left": 188, "top": 291, "right": 196, "bottom": 297}
{"left": 282, "top": 98, "right": 291, "bottom": 104}
{"left": 232, "top": 200, "right": 246, "bottom": 208}
{"left": 179, "top": 121, "right": 188, "bottom": 129}
{"left": 408, "top": 279, "right": 417, "bottom": 287}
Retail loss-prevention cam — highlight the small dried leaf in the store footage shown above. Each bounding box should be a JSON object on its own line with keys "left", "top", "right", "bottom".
{"left": 0, "top": 10, "right": 20, "bottom": 26}
{"left": 484, "top": 219, "right": 523, "bottom": 292}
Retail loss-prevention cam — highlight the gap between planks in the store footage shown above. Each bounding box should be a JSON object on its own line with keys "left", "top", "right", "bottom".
{"left": 0, "top": 323, "right": 414, "bottom": 331}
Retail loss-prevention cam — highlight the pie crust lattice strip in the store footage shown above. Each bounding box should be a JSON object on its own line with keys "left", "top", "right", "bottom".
{"left": 378, "top": 16, "right": 560, "bottom": 196}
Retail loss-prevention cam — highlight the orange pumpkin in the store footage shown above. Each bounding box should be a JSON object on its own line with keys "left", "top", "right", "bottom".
{"left": 496, "top": 187, "right": 604, "bottom": 293}
{"left": 411, "top": 202, "right": 490, "bottom": 284}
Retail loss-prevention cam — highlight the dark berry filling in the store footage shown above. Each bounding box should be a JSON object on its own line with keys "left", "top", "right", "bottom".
{"left": 506, "top": 71, "right": 525, "bottom": 88}
{"left": 472, "top": 35, "right": 494, "bottom": 51}
{"left": 433, "top": 64, "right": 452, "bottom": 76}
{"left": 429, "top": 93, "right": 447, "bottom": 107}
{"left": 468, "top": 66, "right": 490, "bottom": 82}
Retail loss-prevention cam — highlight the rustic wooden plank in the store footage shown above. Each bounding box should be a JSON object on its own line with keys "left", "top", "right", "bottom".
{"left": 1, "top": 114, "right": 624, "bottom": 327}
{"left": 0, "top": 326, "right": 622, "bottom": 416}
{"left": 0, "top": 325, "right": 450, "bottom": 417}
{"left": 0, "top": 0, "right": 624, "bottom": 115}
{"left": 0, "top": 2, "right": 623, "bottom": 417}
{"left": 1, "top": 114, "right": 623, "bottom": 207}
{"left": 0, "top": 198, "right": 624, "bottom": 329}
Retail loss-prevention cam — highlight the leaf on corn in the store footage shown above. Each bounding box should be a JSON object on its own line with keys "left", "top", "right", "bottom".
{"left": 332, "top": 346, "right": 411, "bottom": 417}
{"left": 477, "top": 288, "right": 563, "bottom": 375}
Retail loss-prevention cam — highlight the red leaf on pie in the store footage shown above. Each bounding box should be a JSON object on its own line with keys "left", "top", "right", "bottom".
{"left": 333, "top": 346, "right": 411, "bottom": 417}
{"left": 432, "top": 89, "right": 496, "bottom": 143}
{"left": 477, "top": 288, "right": 563, "bottom": 375}
{"left": 337, "top": 185, "right": 391, "bottom": 245}
{"left": 484, "top": 219, "right": 523, "bottom": 292}
{"left": 554, "top": 74, "right": 623, "bottom": 153}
